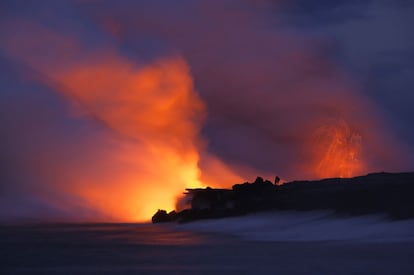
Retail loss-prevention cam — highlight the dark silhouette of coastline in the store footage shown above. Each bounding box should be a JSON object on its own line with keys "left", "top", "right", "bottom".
{"left": 152, "top": 172, "right": 414, "bottom": 223}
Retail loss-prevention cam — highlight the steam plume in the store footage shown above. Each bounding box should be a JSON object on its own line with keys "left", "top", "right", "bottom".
{"left": 0, "top": 1, "right": 411, "bottom": 221}
{"left": 85, "top": 0, "right": 408, "bottom": 179}
{"left": 1, "top": 22, "right": 212, "bottom": 221}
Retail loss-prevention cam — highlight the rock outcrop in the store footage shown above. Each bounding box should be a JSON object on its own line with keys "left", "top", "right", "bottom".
{"left": 152, "top": 172, "right": 414, "bottom": 223}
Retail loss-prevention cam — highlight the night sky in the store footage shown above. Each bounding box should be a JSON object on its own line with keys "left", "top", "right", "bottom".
{"left": 1, "top": 0, "right": 413, "bottom": 221}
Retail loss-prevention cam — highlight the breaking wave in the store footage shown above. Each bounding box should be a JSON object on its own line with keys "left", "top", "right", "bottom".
{"left": 176, "top": 211, "right": 414, "bottom": 242}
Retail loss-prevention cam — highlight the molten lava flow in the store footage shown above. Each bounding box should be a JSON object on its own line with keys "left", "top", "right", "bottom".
{"left": 314, "top": 120, "right": 364, "bottom": 178}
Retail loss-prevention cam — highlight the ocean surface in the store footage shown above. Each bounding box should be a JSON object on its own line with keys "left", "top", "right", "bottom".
{"left": 1, "top": 211, "right": 414, "bottom": 274}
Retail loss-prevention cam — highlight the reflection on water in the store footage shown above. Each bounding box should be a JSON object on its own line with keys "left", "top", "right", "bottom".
{"left": 0, "top": 223, "right": 208, "bottom": 246}
{"left": 1, "top": 223, "right": 414, "bottom": 274}
{"left": 88, "top": 223, "right": 208, "bottom": 245}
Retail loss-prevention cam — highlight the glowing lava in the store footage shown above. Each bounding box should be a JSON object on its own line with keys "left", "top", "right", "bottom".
{"left": 314, "top": 120, "right": 364, "bottom": 178}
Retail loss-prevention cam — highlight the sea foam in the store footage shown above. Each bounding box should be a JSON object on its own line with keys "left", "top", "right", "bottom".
{"left": 176, "top": 211, "right": 414, "bottom": 242}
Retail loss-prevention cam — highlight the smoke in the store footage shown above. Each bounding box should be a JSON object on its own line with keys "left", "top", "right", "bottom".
{"left": 1, "top": 22, "right": 210, "bottom": 221}
{"left": 0, "top": 0, "right": 411, "bottom": 221}
{"left": 83, "top": 0, "right": 409, "bottom": 178}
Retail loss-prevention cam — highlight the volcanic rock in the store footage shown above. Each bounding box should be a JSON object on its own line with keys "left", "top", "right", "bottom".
{"left": 151, "top": 172, "right": 414, "bottom": 223}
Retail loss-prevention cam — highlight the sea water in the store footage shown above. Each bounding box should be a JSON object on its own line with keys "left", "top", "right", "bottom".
{"left": 1, "top": 212, "right": 414, "bottom": 274}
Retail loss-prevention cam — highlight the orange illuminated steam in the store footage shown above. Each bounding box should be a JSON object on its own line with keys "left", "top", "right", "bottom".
{"left": 2, "top": 20, "right": 387, "bottom": 222}
{"left": 313, "top": 120, "right": 364, "bottom": 178}
{"left": 0, "top": 22, "right": 245, "bottom": 221}
{"left": 55, "top": 56, "right": 206, "bottom": 221}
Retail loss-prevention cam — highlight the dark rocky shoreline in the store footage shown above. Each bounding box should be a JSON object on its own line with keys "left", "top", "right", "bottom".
{"left": 152, "top": 172, "right": 414, "bottom": 223}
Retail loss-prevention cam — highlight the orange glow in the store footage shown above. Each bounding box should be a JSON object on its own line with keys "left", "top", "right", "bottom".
{"left": 313, "top": 120, "right": 364, "bottom": 178}
{"left": 1, "top": 21, "right": 210, "bottom": 221}
{"left": 198, "top": 154, "right": 245, "bottom": 188}
{"left": 7, "top": 19, "right": 405, "bottom": 221}
{"left": 53, "top": 56, "right": 206, "bottom": 221}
